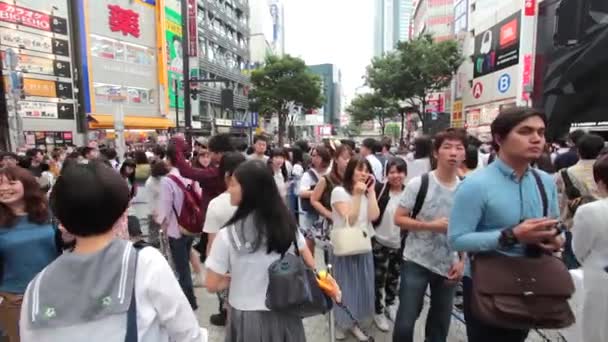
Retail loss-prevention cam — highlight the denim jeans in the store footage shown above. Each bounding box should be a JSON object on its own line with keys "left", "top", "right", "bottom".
{"left": 462, "top": 277, "right": 529, "bottom": 342}
{"left": 393, "top": 261, "right": 456, "bottom": 342}
{"left": 169, "top": 235, "right": 197, "bottom": 310}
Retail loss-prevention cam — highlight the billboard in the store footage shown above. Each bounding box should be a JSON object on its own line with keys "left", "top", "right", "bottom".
{"left": 165, "top": 6, "right": 183, "bottom": 109}
{"left": 473, "top": 11, "right": 521, "bottom": 78}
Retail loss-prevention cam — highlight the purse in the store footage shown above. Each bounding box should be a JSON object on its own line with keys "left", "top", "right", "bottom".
{"left": 265, "top": 237, "right": 333, "bottom": 318}
{"left": 470, "top": 170, "right": 575, "bottom": 330}
{"left": 330, "top": 215, "right": 372, "bottom": 257}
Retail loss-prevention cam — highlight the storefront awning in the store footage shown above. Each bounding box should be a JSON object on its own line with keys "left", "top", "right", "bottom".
{"left": 88, "top": 115, "right": 175, "bottom": 130}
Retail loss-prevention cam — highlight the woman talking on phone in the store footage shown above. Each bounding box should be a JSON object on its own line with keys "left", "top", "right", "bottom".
{"left": 330, "top": 155, "right": 380, "bottom": 341}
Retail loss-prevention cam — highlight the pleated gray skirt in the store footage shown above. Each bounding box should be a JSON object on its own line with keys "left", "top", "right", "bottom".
{"left": 330, "top": 251, "right": 375, "bottom": 329}
{"left": 225, "top": 307, "right": 307, "bottom": 342}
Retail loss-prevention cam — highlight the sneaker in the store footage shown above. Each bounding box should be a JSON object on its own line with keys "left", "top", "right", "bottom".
{"left": 210, "top": 310, "right": 227, "bottom": 326}
{"left": 350, "top": 326, "right": 369, "bottom": 341}
{"left": 374, "top": 313, "right": 390, "bottom": 332}
{"left": 335, "top": 328, "right": 346, "bottom": 340}
{"left": 386, "top": 304, "right": 398, "bottom": 322}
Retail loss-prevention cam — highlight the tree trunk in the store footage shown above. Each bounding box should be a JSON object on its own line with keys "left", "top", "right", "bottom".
{"left": 399, "top": 111, "right": 406, "bottom": 145}
{"left": 278, "top": 112, "right": 286, "bottom": 146}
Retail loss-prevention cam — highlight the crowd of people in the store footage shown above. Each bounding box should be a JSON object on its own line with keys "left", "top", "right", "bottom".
{"left": 0, "top": 106, "right": 607, "bottom": 342}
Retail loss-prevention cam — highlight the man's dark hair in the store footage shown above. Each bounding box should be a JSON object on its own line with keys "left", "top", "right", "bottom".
{"left": 464, "top": 145, "right": 479, "bottom": 170}
{"left": 81, "top": 146, "right": 94, "bottom": 158}
{"left": 340, "top": 139, "right": 356, "bottom": 151}
{"left": 577, "top": 133, "right": 605, "bottom": 160}
{"left": 433, "top": 128, "right": 467, "bottom": 151}
{"left": 569, "top": 130, "right": 586, "bottom": 146}
{"left": 385, "top": 157, "right": 407, "bottom": 176}
{"left": 166, "top": 143, "right": 178, "bottom": 165}
{"left": 101, "top": 148, "right": 118, "bottom": 160}
{"left": 413, "top": 136, "right": 432, "bottom": 159}
{"left": 253, "top": 135, "right": 268, "bottom": 144}
{"left": 0, "top": 151, "right": 18, "bottom": 160}
{"left": 150, "top": 160, "right": 169, "bottom": 178}
{"left": 490, "top": 107, "right": 547, "bottom": 150}
{"left": 219, "top": 152, "right": 246, "bottom": 177}
{"left": 26, "top": 148, "right": 43, "bottom": 158}
{"left": 593, "top": 154, "right": 608, "bottom": 186}
{"left": 381, "top": 138, "right": 392, "bottom": 152}
{"left": 362, "top": 138, "right": 377, "bottom": 152}
{"left": 134, "top": 151, "right": 149, "bottom": 164}
{"left": 208, "top": 134, "right": 235, "bottom": 153}
{"left": 153, "top": 145, "right": 166, "bottom": 159}
{"left": 294, "top": 140, "right": 310, "bottom": 153}
{"left": 51, "top": 162, "right": 130, "bottom": 237}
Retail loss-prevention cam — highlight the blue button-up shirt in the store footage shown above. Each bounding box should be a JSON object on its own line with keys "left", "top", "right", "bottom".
{"left": 448, "top": 158, "right": 560, "bottom": 258}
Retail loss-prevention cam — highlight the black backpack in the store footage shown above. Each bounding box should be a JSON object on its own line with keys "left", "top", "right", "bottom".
{"left": 300, "top": 170, "right": 320, "bottom": 214}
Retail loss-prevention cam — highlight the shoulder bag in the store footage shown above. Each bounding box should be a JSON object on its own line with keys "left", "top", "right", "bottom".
{"left": 265, "top": 235, "right": 333, "bottom": 318}
{"left": 470, "top": 170, "right": 575, "bottom": 330}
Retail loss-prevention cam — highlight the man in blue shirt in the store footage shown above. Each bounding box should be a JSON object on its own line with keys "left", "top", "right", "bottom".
{"left": 448, "top": 107, "right": 563, "bottom": 342}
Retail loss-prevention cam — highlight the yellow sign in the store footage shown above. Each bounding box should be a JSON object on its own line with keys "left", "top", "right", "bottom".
{"left": 452, "top": 100, "right": 463, "bottom": 122}
{"left": 23, "top": 78, "right": 57, "bottom": 97}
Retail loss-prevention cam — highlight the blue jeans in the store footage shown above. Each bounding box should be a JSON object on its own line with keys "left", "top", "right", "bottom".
{"left": 393, "top": 261, "right": 456, "bottom": 342}
{"left": 169, "top": 235, "right": 197, "bottom": 310}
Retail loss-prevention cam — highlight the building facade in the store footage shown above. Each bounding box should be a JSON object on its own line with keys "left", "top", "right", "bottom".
{"left": 374, "top": 0, "right": 413, "bottom": 56}
{"left": 1, "top": 0, "right": 81, "bottom": 150}
{"left": 456, "top": 0, "right": 539, "bottom": 141}
{"left": 248, "top": 0, "right": 274, "bottom": 64}
{"left": 195, "top": 0, "right": 251, "bottom": 139}
{"left": 308, "top": 64, "right": 341, "bottom": 128}
{"left": 412, "top": 0, "right": 455, "bottom": 41}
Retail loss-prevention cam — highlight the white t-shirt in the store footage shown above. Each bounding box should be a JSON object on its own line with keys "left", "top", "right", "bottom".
{"left": 366, "top": 154, "right": 384, "bottom": 182}
{"left": 374, "top": 188, "right": 405, "bottom": 249}
{"left": 330, "top": 186, "right": 374, "bottom": 237}
{"left": 205, "top": 228, "right": 306, "bottom": 311}
{"left": 203, "top": 192, "right": 236, "bottom": 234}
{"left": 273, "top": 170, "right": 287, "bottom": 199}
{"left": 247, "top": 154, "right": 269, "bottom": 163}
{"left": 399, "top": 171, "right": 459, "bottom": 277}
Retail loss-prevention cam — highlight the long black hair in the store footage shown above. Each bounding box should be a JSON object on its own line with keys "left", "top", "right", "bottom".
{"left": 225, "top": 160, "right": 297, "bottom": 254}
{"left": 343, "top": 155, "right": 373, "bottom": 194}
{"left": 120, "top": 159, "right": 137, "bottom": 198}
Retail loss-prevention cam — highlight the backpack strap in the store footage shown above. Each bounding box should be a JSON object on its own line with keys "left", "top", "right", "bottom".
{"left": 125, "top": 243, "right": 146, "bottom": 342}
{"left": 411, "top": 173, "right": 430, "bottom": 219}
{"left": 531, "top": 170, "right": 548, "bottom": 217}
{"left": 561, "top": 169, "right": 581, "bottom": 199}
{"left": 308, "top": 169, "right": 319, "bottom": 184}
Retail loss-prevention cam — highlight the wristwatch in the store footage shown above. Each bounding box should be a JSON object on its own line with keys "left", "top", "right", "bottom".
{"left": 498, "top": 227, "right": 518, "bottom": 249}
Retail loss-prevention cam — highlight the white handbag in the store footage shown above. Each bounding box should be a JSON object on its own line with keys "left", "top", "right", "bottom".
{"left": 330, "top": 216, "right": 372, "bottom": 256}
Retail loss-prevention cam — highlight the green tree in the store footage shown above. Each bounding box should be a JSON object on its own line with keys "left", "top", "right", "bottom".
{"left": 249, "top": 55, "right": 324, "bottom": 144}
{"left": 346, "top": 92, "right": 398, "bottom": 136}
{"left": 385, "top": 123, "right": 401, "bottom": 141}
{"left": 366, "top": 34, "right": 463, "bottom": 139}
{"left": 340, "top": 122, "right": 361, "bottom": 137}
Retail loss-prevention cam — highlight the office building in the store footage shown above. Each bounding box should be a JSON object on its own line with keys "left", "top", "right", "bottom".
{"left": 195, "top": 0, "right": 252, "bottom": 138}
{"left": 412, "top": 0, "right": 454, "bottom": 41}
{"left": 374, "top": 0, "right": 414, "bottom": 56}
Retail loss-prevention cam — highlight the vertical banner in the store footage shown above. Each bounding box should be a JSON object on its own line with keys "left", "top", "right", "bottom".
{"left": 165, "top": 6, "right": 183, "bottom": 109}
{"left": 187, "top": 0, "right": 197, "bottom": 57}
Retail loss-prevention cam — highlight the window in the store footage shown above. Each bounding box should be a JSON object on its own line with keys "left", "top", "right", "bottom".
{"left": 90, "top": 35, "right": 118, "bottom": 59}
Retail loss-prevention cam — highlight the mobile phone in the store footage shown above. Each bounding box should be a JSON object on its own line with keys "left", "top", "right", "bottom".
{"left": 366, "top": 176, "right": 374, "bottom": 188}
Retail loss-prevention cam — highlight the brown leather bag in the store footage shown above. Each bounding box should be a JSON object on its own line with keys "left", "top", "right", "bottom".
{"left": 471, "top": 253, "right": 575, "bottom": 330}
{"left": 470, "top": 170, "right": 575, "bottom": 330}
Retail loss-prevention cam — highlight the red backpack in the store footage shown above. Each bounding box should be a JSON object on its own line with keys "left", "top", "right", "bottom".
{"left": 167, "top": 174, "right": 204, "bottom": 235}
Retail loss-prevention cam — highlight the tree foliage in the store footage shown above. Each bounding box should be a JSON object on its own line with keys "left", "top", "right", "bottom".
{"left": 346, "top": 92, "right": 398, "bottom": 135}
{"left": 366, "top": 34, "right": 463, "bottom": 137}
{"left": 249, "top": 55, "right": 324, "bottom": 144}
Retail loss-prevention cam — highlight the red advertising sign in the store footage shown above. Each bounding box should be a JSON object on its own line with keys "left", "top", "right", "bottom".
{"left": 472, "top": 82, "right": 484, "bottom": 99}
{"left": 525, "top": 0, "right": 536, "bottom": 16}
{"left": 108, "top": 5, "right": 140, "bottom": 38}
{"left": 0, "top": 2, "right": 51, "bottom": 31}
{"left": 499, "top": 18, "right": 519, "bottom": 48}
{"left": 522, "top": 54, "right": 533, "bottom": 101}
{"left": 188, "top": 0, "right": 197, "bottom": 56}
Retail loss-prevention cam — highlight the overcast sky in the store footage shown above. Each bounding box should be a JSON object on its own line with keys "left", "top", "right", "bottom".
{"left": 282, "top": 0, "right": 374, "bottom": 107}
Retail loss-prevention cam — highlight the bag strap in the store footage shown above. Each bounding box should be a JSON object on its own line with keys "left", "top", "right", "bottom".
{"left": 125, "top": 244, "right": 145, "bottom": 342}
{"left": 531, "top": 170, "right": 548, "bottom": 217}
{"left": 561, "top": 169, "right": 581, "bottom": 199}
{"left": 167, "top": 174, "right": 188, "bottom": 192}
{"left": 411, "top": 173, "right": 430, "bottom": 219}
{"left": 308, "top": 169, "right": 319, "bottom": 184}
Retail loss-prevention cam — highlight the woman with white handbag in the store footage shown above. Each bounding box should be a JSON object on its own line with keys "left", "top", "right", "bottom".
{"left": 330, "top": 155, "right": 380, "bottom": 341}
